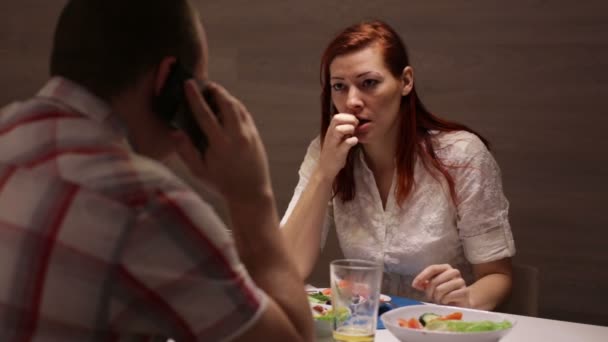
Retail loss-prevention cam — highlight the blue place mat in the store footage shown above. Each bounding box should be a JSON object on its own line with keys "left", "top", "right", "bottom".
{"left": 377, "top": 296, "right": 422, "bottom": 329}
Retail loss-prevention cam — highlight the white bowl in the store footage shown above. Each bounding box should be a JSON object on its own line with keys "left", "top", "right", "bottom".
{"left": 380, "top": 304, "right": 516, "bottom": 342}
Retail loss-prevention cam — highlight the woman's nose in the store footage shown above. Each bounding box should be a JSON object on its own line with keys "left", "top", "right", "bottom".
{"left": 346, "top": 88, "right": 363, "bottom": 111}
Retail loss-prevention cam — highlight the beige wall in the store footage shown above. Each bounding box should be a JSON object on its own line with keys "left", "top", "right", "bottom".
{"left": 1, "top": 0, "right": 607, "bottom": 326}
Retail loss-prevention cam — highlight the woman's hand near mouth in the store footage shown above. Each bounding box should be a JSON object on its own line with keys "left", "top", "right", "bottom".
{"left": 317, "top": 113, "right": 359, "bottom": 180}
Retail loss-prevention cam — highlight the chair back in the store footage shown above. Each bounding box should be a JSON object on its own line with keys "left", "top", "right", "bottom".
{"left": 498, "top": 263, "right": 539, "bottom": 316}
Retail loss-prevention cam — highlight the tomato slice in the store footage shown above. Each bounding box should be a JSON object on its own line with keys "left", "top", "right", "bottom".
{"left": 407, "top": 318, "right": 423, "bottom": 329}
{"left": 397, "top": 317, "right": 422, "bottom": 329}
{"left": 338, "top": 279, "right": 352, "bottom": 289}
{"left": 438, "top": 312, "right": 463, "bottom": 320}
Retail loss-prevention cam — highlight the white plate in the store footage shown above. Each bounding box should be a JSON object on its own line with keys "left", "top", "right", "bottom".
{"left": 380, "top": 304, "right": 516, "bottom": 342}
{"left": 379, "top": 294, "right": 392, "bottom": 303}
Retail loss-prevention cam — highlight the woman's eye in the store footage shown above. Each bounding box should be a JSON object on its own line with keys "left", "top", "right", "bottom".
{"left": 331, "top": 83, "right": 345, "bottom": 91}
{"left": 362, "top": 79, "right": 379, "bottom": 88}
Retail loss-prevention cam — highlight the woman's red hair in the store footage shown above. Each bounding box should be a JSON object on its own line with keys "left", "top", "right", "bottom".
{"left": 320, "top": 20, "right": 489, "bottom": 205}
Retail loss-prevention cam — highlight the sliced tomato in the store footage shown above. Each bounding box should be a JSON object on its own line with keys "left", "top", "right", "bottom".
{"left": 397, "top": 318, "right": 409, "bottom": 327}
{"left": 338, "top": 279, "right": 352, "bottom": 289}
{"left": 397, "top": 317, "right": 422, "bottom": 329}
{"left": 321, "top": 288, "right": 332, "bottom": 296}
{"left": 407, "top": 318, "right": 423, "bottom": 329}
{"left": 438, "top": 312, "right": 463, "bottom": 320}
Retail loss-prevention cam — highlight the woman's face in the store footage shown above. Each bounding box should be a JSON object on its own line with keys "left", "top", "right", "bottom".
{"left": 329, "top": 45, "right": 412, "bottom": 145}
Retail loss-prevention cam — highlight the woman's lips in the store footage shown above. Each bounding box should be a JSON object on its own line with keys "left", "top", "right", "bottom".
{"left": 355, "top": 120, "right": 372, "bottom": 134}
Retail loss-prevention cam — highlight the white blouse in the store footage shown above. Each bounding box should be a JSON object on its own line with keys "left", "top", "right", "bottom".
{"left": 281, "top": 130, "right": 516, "bottom": 300}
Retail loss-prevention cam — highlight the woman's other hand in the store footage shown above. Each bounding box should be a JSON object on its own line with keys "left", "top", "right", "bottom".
{"left": 412, "top": 264, "right": 471, "bottom": 307}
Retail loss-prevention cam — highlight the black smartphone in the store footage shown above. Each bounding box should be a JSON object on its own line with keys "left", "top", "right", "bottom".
{"left": 155, "top": 61, "right": 220, "bottom": 154}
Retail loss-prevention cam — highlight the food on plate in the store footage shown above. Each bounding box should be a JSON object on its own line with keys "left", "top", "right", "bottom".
{"left": 311, "top": 304, "right": 333, "bottom": 321}
{"left": 308, "top": 291, "right": 331, "bottom": 305}
{"left": 399, "top": 317, "right": 423, "bottom": 329}
{"left": 309, "top": 302, "right": 350, "bottom": 323}
{"left": 425, "top": 319, "right": 513, "bottom": 332}
{"left": 398, "top": 311, "right": 512, "bottom": 332}
{"left": 316, "top": 288, "right": 391, "bottom": 303}
{"left": 419, "top": 312, "right": 442, "bottom": 326}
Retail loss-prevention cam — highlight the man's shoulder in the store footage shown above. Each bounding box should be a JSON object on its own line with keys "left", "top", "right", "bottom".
{"left": 69, "top": 148, "right": 195, "bottom": 207}
{"left": 0, "top": 95, "right": 211, "bottom": 221}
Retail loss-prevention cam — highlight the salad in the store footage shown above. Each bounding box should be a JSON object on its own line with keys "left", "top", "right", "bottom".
{"left": 308, "top": 290, "right": 333, "bottom": 321}
{"left": 308, "top": 290, "right": 349, "bottom": 322}
{"left": 308, "top": 290, "right": 331, "bottom": 305}
{"left": 311, "top": 287, "right": 391, "bottom": 303}
{"left": 398, "top": 311, "right": 513, "bottom": 332}
{"left": 310, "top": 303, "right": 333, "bottom": 321}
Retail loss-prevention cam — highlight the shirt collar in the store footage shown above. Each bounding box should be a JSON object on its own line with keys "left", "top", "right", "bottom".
{"left": 36, "top": 76, "right": 128, "bottom": 136}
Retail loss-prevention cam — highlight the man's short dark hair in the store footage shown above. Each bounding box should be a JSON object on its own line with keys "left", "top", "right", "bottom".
{"left": 50, "top": 0, "right": 202, "bottom": 101}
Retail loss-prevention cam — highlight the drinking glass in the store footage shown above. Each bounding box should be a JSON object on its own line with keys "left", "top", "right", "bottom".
{"left": 330, "top": 259, "right": 383, "bottom": 342}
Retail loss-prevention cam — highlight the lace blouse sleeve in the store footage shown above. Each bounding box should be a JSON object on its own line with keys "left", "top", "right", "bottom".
{"left": 449, "top": 134, "right": 516, "bottom": 264}
{"left": 280, "top": 137, "right": 334, "bottom": 249}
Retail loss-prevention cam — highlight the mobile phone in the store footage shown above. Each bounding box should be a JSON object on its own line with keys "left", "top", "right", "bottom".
{"left": 154, "top": 61, "right": 220, "bottom": 154}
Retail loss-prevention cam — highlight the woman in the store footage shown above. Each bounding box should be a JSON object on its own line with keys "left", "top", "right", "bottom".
{"left": 281, "top": 20, "right": 515, "bottom": 310}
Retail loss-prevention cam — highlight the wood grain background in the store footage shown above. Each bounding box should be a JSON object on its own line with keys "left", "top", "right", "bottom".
{"left": 1, "top": 0, "right": 606, "bottom": 326}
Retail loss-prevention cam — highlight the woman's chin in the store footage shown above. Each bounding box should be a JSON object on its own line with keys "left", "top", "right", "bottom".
{"left": 355, "top": 131, "right": 371, "bottom": 143}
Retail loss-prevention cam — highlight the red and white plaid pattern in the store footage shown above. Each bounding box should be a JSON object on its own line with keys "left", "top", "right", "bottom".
{"left": 0, "top": 77, "right": 266, "bottom": 341}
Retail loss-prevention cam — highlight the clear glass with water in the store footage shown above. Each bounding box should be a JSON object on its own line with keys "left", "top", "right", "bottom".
{"left": 330, "top": 259, "right": 383, "bottom": 342}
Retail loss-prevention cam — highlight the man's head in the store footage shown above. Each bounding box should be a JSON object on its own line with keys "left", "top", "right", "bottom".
{"left": 50, "top": 0, "right": 209, "bottom": 158}
{"left": 51, "top": 0, "right": 205, "bottom": 101}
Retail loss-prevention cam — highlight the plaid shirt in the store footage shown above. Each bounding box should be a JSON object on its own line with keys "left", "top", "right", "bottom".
{"left": 0, "top": 77, "right": 266, "bottom": 341}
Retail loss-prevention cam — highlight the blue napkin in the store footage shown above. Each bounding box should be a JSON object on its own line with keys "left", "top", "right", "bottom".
{"left": 377, "top": 296, "right": 422, "bottom": 329}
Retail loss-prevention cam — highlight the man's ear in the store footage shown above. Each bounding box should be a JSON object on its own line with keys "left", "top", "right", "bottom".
{"left": 154, "top": 56, "right": 177, "bottom": 96}
{"left": 401, "top": 66, "right": 414, "bottom": 96}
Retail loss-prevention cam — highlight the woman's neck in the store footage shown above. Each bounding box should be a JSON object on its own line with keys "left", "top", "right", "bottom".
{"left": 362, "top": 139, "right": 396, "bottom": 174}
{"left": 362, "top": 138, "right": 397, "bottom": 210}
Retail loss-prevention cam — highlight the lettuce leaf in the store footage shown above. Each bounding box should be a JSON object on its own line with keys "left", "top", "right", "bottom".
{"left": 308, "top": 292, "right": 330, "bottom": 304}
{"left": 313, "top": 307, "right": 350, "bottom": 323}
{"left": 425, "top": 319, "right": 512, "bottom": 332}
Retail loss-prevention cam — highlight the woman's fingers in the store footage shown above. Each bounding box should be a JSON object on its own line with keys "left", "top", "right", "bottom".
{"left": 425, "top": 268, "right": 462, "bottom": 301}
{"left": 331, "top": 113, "right": 359, "bottom": 127}
{"left": 335, "top": 124, "right": 356, "bottom": 136}
{"left": 326, "top": 115, "right": 358, "bottom": 145}
{"left": 412, "top": 264, "right": 468, "bottom": 305}
{"left": 412, "top": 264, "right": 451, "bottom": 290}
{"left": 343, "top": 136, "right": 358, "bottom": 146}
{"left": 317, "top": 112, "right": 359, "bottom": 180}
{"left": 441, "top": 287, "right": 470, "bottom": 306}
{"left": 432, "top": 277, "right": 467, "bottom": 304}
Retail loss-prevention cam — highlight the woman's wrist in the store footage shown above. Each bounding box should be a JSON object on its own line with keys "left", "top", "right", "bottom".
{"left": 311, "top": 166, "right": 336, "bottom": 186}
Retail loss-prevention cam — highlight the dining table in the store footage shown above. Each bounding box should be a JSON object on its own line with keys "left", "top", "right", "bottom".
{"left": 315, "top": 293, "right": 608, "bottom": 342}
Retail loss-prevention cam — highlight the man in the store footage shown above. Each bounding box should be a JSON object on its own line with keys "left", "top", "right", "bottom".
{"left": 0, "top": 0, "right": 313, "bottom": 341}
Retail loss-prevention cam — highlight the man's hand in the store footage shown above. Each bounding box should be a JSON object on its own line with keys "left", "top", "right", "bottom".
{"left": 172, "top": 80, "right": 272, "bottom": 202}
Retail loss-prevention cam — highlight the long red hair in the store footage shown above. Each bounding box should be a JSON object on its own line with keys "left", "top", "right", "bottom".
{"left": 320, "top": 20, "right": 489, "bottom": 205}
